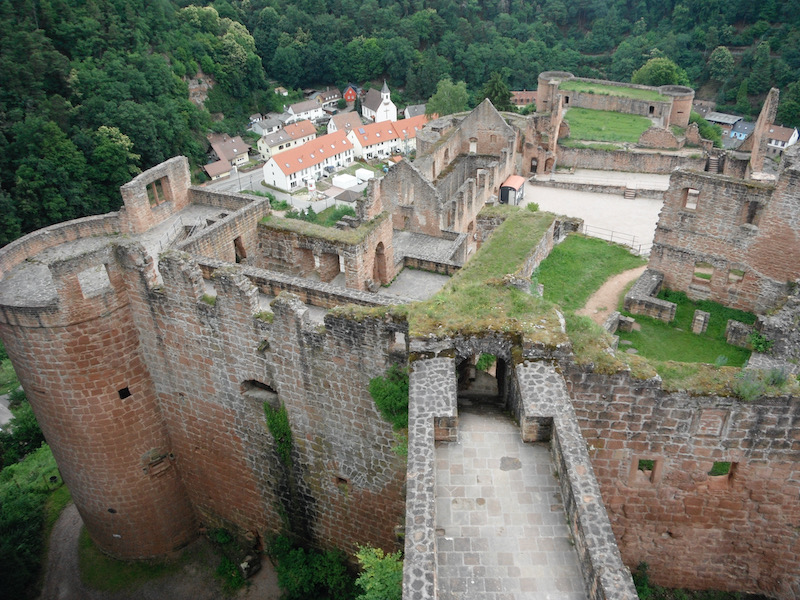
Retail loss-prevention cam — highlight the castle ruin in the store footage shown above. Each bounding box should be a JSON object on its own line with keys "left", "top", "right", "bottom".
{"left": 0, "top": 90, "right": 798, "bottom": 599}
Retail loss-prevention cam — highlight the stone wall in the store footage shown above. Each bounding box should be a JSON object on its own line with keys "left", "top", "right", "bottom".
{"left": 119, "top": 156, "right": 191, "bottom": 234}
{"left": 638, "top": 127, "right": 683, "bottom": 150}
{"left": 563, "top": 364, "right": 800, "bottom": 599}
{"left": 177, "top": 196, "right": 269, "bottom": 264}
{"left": 648, "top": 163, "right": 800, "bottom": 312}
{"left": 531, "top": 179, "right": 665, "bottom": 199}
{"left": 254, "top": 214, "right": 396, "bottom": 290}
{"left": 623, "top": 269, "right": 676, "bottom": 322}
{"left": 120, "top": 249, "right": 408, "bottom": 554}
{"left": 0, "top": 242, "right": 196, "bottom": 559}
{"left": 557, "top": 147, "right": 707, "bottom": 173}
{"left": 565, "top": 90, "right": 671, "bottom": 125}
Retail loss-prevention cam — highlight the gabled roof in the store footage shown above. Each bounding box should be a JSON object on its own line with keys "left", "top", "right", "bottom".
{"left": 350, "top": 121, "right": 400, "bottom": 147}
{"left": 262, "top": 129, "right": 293, "bottom": 148}
{"left": 207, "top": 134, "right": 250, "bottom": 162}
{"left": 405, "top": 104, "right": 426, "bottom": 118}
{"left": 284, "top": 120, "right": 316, "bottom": 140}
{"left": 288, "top": 99, "right": 321, "bottom": 115}
{"left": 396, "top": 114, "right": 430, "bottom": 140}
{"left": 329, "top": 112, "right": 363, "bottom": 133}
{"left": 271, "top": 131, "right": 353, "bottom": 176}
{"left": 705, "top": 112, "right": 742, "bottom": 126}
{"left": 767, "top": 125, "right": 797, "bottom": 142}
{"left": 731, "top": 120, "right": 754, "bottom": 136}
{"left": 362, "top": 88, "right": 383, "bottom": 112}
{"left": 203, "top": 159, "right": 231, "bottom": 177}
{"left": 317, "top": 88, "right": 342, "bottom": 103}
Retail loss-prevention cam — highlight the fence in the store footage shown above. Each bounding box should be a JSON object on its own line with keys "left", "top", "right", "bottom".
{"left": 580, "top": 223, "right": 652, "bottom": 256}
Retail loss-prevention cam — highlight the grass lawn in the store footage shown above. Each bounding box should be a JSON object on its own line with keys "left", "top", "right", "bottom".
{"left": 618, "top": 289, "right": 754, "bottom": 366}
{"left": 558, "top": 139, "right": 623, "bottom": 151}
{"left": 564, "top": 107, "right": 653, "bottom": 143}
{"left": 559, "top": 80, "right": 668, "bottom": 101}
{"left": 537, "top": 235, "right": 646, "bottom": 311}
{"left": 340, "top": 160, "right": 381, "bottom": 176}
{"left": 79, "top": 528, "right": 186, "bottom": 592}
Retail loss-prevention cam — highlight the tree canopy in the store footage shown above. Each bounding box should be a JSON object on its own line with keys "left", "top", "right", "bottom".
{"left": 426, "top": 78, "right": 469, "bottom": 117}
{"left": 4, "top": 0, "right": 800, "bottom": 245}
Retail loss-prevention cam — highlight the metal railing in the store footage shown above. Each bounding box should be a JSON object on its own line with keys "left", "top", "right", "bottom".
{"left": 156, "top": 216, "right": 185, "bottom": 253}
{"left": 580, "top": 223, "right": 652, "bottom": 256}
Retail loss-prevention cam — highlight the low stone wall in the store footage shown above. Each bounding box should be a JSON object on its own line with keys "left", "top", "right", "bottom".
{"left": 514, "top": 361, "right": 638, "bottom": 600}
{"left": 196, "top": 258, "right": 410, "bottom": 309}
{"left": 726, "top": 319, "right": 754, "bottom": 348}
{"left": 403, "top": 357, "right": 458, "bottom": 600}
{"left": 531, "top": 179, "right": 665, "bottom": 199}
{"left": 557, "top": 147, "right": 706, "bottom": 174}
{"left": 189, "top": 187, "right": 260, "bottom": 211}
{"left": 0, "top": 213, "right": 120, "bottom": 280}
{"left": 402, "top": 256, "right": 461, "bottom": 276}
{"left": 178, "top": 198, "right": 270, "bottom": 263}
{"left": 624, "top": 268, "right": 676, "bottom": 322}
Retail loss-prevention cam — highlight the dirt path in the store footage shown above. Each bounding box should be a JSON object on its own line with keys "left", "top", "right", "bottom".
{"left": 575, "top": 265, "right": 647, "bottom": 325}
{"left": 39, "top": 503, "right": 280, "bottom": 600}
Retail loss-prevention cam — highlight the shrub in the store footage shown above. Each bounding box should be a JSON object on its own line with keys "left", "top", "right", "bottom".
{"left": 748, "top": 331, "right": 773, "bottom": 353}
{"left": 0, "top": 398, "right": 46, "bottom": 469}
{"left": 264, "top": 403, "right": 293, "bottom": 467}
{"left": 525, "top": 202, "right": 539, "bottom": 212}
{"left": 765, "top": 367, "right": 787, "bottom": 387}
{"left": 368, "top": 365, "right": 409, "bottom": 430}
{"left": 215, "top": 556, "right": 246, "bottom": 594}
{"left": 267, "top": 535, "right": 355, "bottom": 600}
{"left": 731, "top": 370, "right": 765, "bottom": 402}
{"left": 355, "top": 546, "right": 403, "bottom": 600}
{"left": 475, "top": 353, "right": 496, "bottom": 371}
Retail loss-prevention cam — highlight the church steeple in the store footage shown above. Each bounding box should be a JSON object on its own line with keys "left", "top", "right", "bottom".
{"left": 381, "top": 80, "right": 391, "bottom": 104}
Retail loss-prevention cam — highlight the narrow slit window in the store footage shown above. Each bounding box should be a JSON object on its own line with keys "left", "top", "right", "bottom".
{"left": 683, "top": 187, "right": 699, "bottom": 210}
{"left": 118, "top": 387, "right": 131, "bottom": 399}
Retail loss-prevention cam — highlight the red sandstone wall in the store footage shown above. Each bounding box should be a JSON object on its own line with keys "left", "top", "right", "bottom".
{"left": 649, "top": 169, "right": 796, "bottom": 312}
{"left": 118, "top": 250, "right": 406, "bottom": 551}
{"left": 557, "top": 147, "right": 707, "bottom": 173}
{"left": 0, "top": 248, "right": 195, "bottom": 559}
{"left": 564, "top": 366, "right": 800, "bottom": 599}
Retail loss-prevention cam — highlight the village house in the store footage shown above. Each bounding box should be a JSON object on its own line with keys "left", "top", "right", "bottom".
{"left": 404, "top": 104, "right": 426, "bottom": 119}
{"left": 394, "top": 113, "right": 429, "bottom": 154}
{"left": 262, "top": 130, "right": 354, "bottom": 191}
{"left": 361, "top": 81, "right": 397, "bottom": 123}
{"left": 346, "top": 114, "right": 430, "bottom": 160}
{"left": 257, "top": 120, "right": 316, "bottom": 160}
{"left": 286, "top": 99, "right": 324, "bottom": 124}
{"left": 314, "top": 88, "right": 342, "bottom": 110}
{"left": 250, "top": 114, "right": 284, "bottom": 137}
{"left": 202, "top": 133, "right": 251, "bottom": 179}
{"left": 342, "top": 84, "right": 360, "bottom": 103}
{"left": 327, "top": 112, "right": 364, "bottom": 135}
{"left": 766, "top": 124, "right": 799, "bottom": 156}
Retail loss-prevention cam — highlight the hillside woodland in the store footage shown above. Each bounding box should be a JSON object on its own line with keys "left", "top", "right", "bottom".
{"left": 2, "top": 0, "right": 800, "bottom": 242}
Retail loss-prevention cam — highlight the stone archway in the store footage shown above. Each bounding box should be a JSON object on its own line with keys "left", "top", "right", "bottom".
{"left": 530, "top": 157, "right": 539, "bottom": 173}
{"left": 544, "top": 157, "right": 555, "bottom": 173}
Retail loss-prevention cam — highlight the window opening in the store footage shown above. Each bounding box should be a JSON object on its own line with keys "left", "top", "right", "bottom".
{"left": 683, "top": 188, "right": 699, "bottom": 210}
{"left": 118, "top": 387, "right": 131, "bottom": 399}
{"left": 694, "top": 261, "right": 713, "bottom": 283}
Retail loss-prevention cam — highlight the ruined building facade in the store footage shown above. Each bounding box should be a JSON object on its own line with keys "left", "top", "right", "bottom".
{"left": 0, "top": 98, "right": 798, "bottom": 599}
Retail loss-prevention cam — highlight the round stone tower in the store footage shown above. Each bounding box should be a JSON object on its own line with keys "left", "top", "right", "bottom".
{"left": 536, "top": 71, "right": 575, "bottom": 113}
{"left": 0, "top": 221, "right": 195, "bottom": 559}
{"left": 659, "top": 85, "right": 695, "bottom": 128}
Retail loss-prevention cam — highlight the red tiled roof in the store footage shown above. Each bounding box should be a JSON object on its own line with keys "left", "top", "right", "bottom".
{"left": 351, "top": 120, "right": 400, "bottom": 147}
{"left": 273, "top": 131, "right": 353, "bottom": 176}
{"left": 396, "top": 114, "right": 430, "bottom": 140}
{"left": 284, "top": 120, "right": 316, "bottom": 140}
{"left": 330, "top": 112, "right": 363, "bottom": 132}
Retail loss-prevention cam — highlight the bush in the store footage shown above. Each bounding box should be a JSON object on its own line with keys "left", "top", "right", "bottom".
{"left": 264, "top": 403, "right": 293, "bottom": 467}
{"left": 475, "top": 353, "right": 496, "bottom": 371}
{"left": 267, "top": 536, "right": 355, "bottom": 600}
{"left": 355, "top": 546, "right": 403, "bottom": 600}
{"left": 731, "top": 370, "right": 765, "bottom": 402}
{"left": 748, "top": 331, "right": 773, "bottom": 354}
{"left": 525, "top": 202, "right": 539, "bottom": 212}
{"left": 368, "top": 365, "right": 409, "bottom": 430}
{"left": 0, "top": 397, "right": 46, "bottom": 469}
{"left": 765, "top": 367, "right": 787, "bottom": 387}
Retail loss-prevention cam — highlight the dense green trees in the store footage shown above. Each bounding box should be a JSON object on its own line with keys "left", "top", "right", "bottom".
{"left": 426, "top": 78, "right": 469, "bottom": 117}
{"left": 3, "top": 0, "right": 800, "bottom": 246}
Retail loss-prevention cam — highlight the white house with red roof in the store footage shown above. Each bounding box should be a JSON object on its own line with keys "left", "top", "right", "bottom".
{"left": 327, "top": 112, "right": 364, "bottom": 135}
{"left": 347, "top": 115, "right": 430, "bottom": 159}
{"left": 262, "top": 131, "right": 355, "bottom": 191}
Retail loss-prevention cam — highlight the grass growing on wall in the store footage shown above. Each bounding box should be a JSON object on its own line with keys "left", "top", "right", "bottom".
{"left": 537, "top": 235, "right": 646, "bottom": 311}
{"left": 559, "top": 80, "right": 668, "bottom": 102}
{"left": 264, "top": 403, "right": 293, "bottom": 467}
{"left": 368, "top": 365, "right": 409, "bottom": 431}
{"left": 564, "top": 107, "right": 653, "bottom": 143}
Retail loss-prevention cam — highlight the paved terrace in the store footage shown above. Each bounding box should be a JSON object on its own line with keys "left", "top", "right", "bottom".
{"left": 436, "top": 401, "right": 586, "bottom": 599}
{"left": 404, "top": 356, "right": 638, "bottom": 600}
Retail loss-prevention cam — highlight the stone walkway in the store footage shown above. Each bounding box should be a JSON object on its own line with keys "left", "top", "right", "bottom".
{"left": 435, "top": 402, "right": 587, "bottom": 600}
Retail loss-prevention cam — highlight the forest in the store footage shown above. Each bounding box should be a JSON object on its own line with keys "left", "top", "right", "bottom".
{"left": 2, "top": 0, "right": 800, "bottom": 243}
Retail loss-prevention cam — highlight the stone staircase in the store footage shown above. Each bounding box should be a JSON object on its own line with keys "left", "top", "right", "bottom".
{"left": 623, "top": 187, "right": 636, "bottom": 200}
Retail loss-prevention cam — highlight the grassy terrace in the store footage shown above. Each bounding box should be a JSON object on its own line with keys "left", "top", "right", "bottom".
{"left": 559, "top": 80, "right": 668, "bottom": 102}
{"left": 260, "top": 210, "right": 387, "bottom": 244}
{"left": 403, "top": 207, "right": 566, "bottom": 341}
{"left": 564, "top": 107, "right": 653, "bottom": 143}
